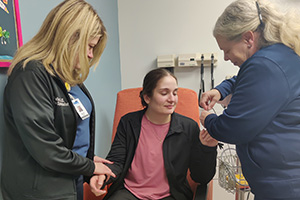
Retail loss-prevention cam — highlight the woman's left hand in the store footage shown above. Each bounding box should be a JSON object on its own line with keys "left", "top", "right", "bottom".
{"left": 199, "top": 129, "right": 218, "bottom": 147}
{"left": 89, "top": 175, "right": 107, "bottom": 196}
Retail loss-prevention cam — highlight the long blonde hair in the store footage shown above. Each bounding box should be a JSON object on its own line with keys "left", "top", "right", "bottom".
{"left": 8, "top": 0, "right": 107, "bottom": 85}
{"left": 213, "top": 0, "right": 300, "bottom": 56}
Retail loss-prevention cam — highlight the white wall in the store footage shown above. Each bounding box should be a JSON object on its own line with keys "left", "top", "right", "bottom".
{"left": 117, "top": 0, "right": 300, "bottom": 199}
{"left": 118, "top": 0, "right": 238, "bottom": 93}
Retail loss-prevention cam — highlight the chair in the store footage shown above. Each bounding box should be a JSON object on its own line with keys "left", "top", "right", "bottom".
{"left": 84, "top": 87, "right": 213, "bottom": 200}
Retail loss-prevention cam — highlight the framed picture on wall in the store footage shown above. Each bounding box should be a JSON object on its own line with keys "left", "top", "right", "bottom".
{"left": 0, "top": 0, "right": 22, "bottom": 67}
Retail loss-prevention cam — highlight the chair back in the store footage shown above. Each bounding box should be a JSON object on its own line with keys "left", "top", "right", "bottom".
{"left": 112, "top": 87, "right": 200, "bottom": 138}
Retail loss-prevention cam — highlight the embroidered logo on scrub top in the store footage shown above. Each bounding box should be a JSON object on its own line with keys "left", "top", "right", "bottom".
{"left": 55, "top": 97, "right": 69, "bottom": 106}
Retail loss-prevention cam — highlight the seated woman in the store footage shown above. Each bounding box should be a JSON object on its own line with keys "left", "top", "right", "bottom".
{"left": 90, "top": 68, "right": 218, "bottom": 200}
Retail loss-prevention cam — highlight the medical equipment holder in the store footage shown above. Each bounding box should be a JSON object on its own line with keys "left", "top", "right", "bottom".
{"left": 218, "top": 147, "right": 251, "bottom": 200}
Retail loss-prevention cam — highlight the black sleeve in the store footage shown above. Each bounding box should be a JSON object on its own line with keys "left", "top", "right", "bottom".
{"left": 189, "top": 124, "right": 217, "bottom": 185}
{"left": 6, "top": 65, "right": 94, "bottom": 176}
{"left": 104, "top": 117, "right": 128, "bottom": 184}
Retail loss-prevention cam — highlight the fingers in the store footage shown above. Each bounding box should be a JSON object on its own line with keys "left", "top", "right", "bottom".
{"left": 199, "top": 89, "right": 221, "bottom": 110}
{"left": 199, "top": 94, "right": 210, "bottom": 110}
{"left": 90, "top": 176, "right": 101, "bottom": 190}
{"left": 95, "top": 190, "right": 106, "bottom": 196}
{"left": 94, "top": 156, "right": 114, "bottom": 164}
{"left": 101, "top": 159, "right": 114, "bottom": 165}
{"left": 105, "top": 174, "right": 111, "bottom": 183}
{"left": 200, "top": 129, "right": 209, "bottom": 140}
{"left": 199, "top": 129, "right": 218, "bottom": 147}
{"left": 90, "top": 176, "right": 107, "bottom": 196}
{"left": 200, "top": 110, "right": 210, "bottom": 126}
{"left": 202, "top": 132, "right": 211, "bottom": 141}
{"left": 207, "top": 98, "right": 218, "bottom": 110}
{"left": 104, "top": 167, "right": 116, "bottom": 178}
{"left": 94, "top": 162, "right": 116, "bottom": 178}
{"left": 98, "top": 174, "right": 106, "bottom": 186}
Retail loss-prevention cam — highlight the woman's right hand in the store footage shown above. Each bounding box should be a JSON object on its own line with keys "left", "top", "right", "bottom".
{"left": 94, "top": 162, "right": 116, "bottom": 179}
{"left": 200, "top": 89, "right": 221, "bottom": 110}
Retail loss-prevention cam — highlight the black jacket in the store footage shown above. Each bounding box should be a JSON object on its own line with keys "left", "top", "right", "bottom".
{"left": 104, "top": 109, "right": 217, "bottom": 200}
{"left": 1, "top": 60, "right": 95, "bottom": 200}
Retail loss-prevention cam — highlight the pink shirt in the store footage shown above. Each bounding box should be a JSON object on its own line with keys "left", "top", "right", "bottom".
{"left": 124, "top": 115, "right": 171, "bottom": 199}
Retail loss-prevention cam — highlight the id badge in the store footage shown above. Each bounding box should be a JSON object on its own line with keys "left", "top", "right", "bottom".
{"left": 72, "top": 98, "right": 90, "bottom": 120}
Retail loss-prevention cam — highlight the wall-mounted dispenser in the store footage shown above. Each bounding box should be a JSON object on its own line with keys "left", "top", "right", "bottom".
{"left": 177, "top": 53, "right": 200, "bottom": 67}
{"left": 157, "top": 54, "right": 176, "bottom": 68}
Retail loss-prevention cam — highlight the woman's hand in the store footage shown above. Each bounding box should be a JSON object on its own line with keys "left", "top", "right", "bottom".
{"left": 89, "top": 175, "right": 107, "bottom": 196}
{"left": 199, "top": 129, "right": 218, "bottom": 147}
{"left": 94, "top": 156, "right": 113, "bottom": 165}
{"left": 200, "top": 110, "right": 211, "bottom": 127}
{"left": 200, "top": 89, "right": 221, "bottom": 110}
{"left": 94, "top": 162, "right": 116, "bottom": 179}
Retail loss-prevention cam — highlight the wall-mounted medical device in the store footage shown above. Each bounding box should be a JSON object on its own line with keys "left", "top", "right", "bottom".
{"left": 200, "top": 53, "right": 218, "bottom": 67}
{"left": 157, "top": 53, "right": 218, "bottom": 68}
{"left": 178, "top": 53, "right": 199, "bottom": 67}
{"left": 157, "top": 54, "right": 176, "bottom": 68}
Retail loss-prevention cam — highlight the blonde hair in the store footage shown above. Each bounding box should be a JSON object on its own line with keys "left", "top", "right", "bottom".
{"left": 8, "top": 0, "right": 107, "bottom": 85}
{"left": 213, "top": 0, "right": 300, "bottom": 56}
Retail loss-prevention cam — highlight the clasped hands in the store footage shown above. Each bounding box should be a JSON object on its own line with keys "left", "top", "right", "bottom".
{"left": 90, "top": 156, "right": 115, "bottom": 196}
{"left": 199, "top": 89, "right": 221, "bottom": 147}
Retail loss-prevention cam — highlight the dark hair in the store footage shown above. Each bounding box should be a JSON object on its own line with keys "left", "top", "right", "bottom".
{"left": 140, "top": 68, "right": 177, "bottom": 107}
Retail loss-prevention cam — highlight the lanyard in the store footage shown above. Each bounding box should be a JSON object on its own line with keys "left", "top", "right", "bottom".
{"left": 65, "top": 82, "right": 90, "bottom": 120}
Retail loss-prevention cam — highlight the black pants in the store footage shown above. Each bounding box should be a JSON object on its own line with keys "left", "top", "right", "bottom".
{"left": 75, "top": 175, "right": 83, "bottom": 200}
{"left": 107, "top": 188, "right": 175, "bottom": 200}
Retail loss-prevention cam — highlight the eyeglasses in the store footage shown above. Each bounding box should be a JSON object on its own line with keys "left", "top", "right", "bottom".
{"left": 255, "top": 1, "right": 264, "bottom": 28}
